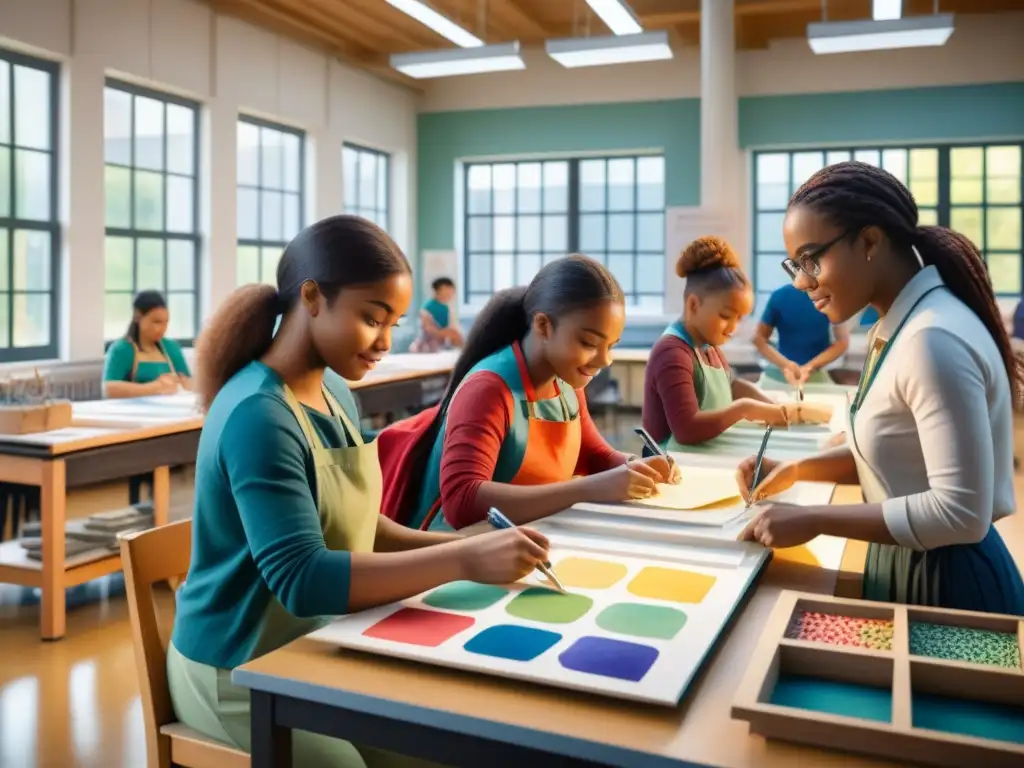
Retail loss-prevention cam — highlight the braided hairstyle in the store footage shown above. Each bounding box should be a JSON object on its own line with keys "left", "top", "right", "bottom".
{"left": 790, "top": 160, "right": 1022, "bottom": 402}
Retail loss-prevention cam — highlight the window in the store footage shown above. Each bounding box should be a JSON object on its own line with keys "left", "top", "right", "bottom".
{"left": 0, "top": 50, "right": 59, "bottom": 362}
{"left": 463, "top": 155, "right": 665, "bottom": 308}
{"left": 343, "top": 143, "right": 389, "bottom": 230}
{"left": 103, "top": 80, "right": 200, "bottom": 342}
{"left": 752, "top": 144, "right": 1023, "bottom": 310}
{"left": 236, "top": 117, "right": 304, "bottom": 286}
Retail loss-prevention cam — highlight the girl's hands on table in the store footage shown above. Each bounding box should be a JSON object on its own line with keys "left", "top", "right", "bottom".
{"left": 735, "top": 455, "right": 799, "bottom": 502}
{"left": 457, "top": 527, "right": 550, "bottom": 584}
{"left": 738, "top": 503, "right": 820, "bottom": 548}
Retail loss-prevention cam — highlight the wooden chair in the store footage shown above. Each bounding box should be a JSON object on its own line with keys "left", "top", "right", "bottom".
{"left": 120, "top": 520, "right": 250, "bottom": 768}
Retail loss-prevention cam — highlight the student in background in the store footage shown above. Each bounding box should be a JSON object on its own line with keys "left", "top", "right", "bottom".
{"left": 409, "top": 276, "right": 464, "bottom": 353}
{"left": 737, "top": 161, "right": 1024, "bottom": 615}
{"left": 754, "top": 282, "right": 850, "bottom": 386}
{"left": 168, "top": 215, "right": 547, "bottom": 767}
{"left": 102, "top": 290, "right": 191, "bottom": 398}
{"left": 378, "top": 254, "right": 678, "bottom": 532}
{"left": 642, "top": 237, "right": 788, "bottom": 452}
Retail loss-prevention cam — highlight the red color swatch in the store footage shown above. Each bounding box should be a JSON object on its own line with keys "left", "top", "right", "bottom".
{"left": 363, "top": 607, "right": 476, "bottom": 647}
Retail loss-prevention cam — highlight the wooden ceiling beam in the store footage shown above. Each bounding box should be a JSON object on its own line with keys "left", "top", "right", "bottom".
{"left": 330, "top": 0, "right": 456, "bottom": 49}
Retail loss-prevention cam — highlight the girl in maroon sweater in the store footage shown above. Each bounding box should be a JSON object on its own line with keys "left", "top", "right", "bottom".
{"left": 642, "top": 237, "right": 788, "bottom": 451}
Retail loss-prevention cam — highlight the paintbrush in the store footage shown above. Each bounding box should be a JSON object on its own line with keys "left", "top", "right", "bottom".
{"left": 745, "top": 425, "right": 774, "bottom": 511}
{"left": 485, "top": 507, "right": 567, "bottom": 594}
{"left": 633, "top": 426, "right": 676, "bottom": 474}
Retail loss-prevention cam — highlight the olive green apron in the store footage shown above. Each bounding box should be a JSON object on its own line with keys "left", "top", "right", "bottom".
{"left": 757, "top": 366, "right": 833, "bottom": 389}
{"left": 168, "top": 384, "right": 432, "bottom": 767}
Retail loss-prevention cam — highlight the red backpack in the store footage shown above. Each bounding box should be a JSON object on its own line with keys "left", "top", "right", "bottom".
{"left": 377, "top": 405, "right": 440, "bottom": 524}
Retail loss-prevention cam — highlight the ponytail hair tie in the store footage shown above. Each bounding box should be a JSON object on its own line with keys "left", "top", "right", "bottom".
{"left": 911, "top": 244, "right": 925, "bottom": 269}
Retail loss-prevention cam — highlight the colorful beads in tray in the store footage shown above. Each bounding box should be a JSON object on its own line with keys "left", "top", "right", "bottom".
{"left": 785, "top": 610, "right": 894, "bottom": 651}
{"left": 909, "top": 622, "right": 1021, "bottom": 669}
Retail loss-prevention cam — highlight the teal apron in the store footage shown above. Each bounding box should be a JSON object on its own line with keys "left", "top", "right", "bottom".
{"left": 128, "top": 338, "right": 180, "bottom": 384}
{"left": 168, "top": 385, "right": 436, "bottom": 767}
{"left": 852, "top": 288, "right": 1024, "bottom": 614}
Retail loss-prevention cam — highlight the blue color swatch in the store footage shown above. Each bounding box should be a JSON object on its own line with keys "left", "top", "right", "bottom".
{"left": 558, "top": 636, "right": 659, "bottom": 682}
{"left": 913, "top": 692, "right": 1024, "bottom": 744}
{"left": 464, "top": 625, "right": 562, "bottom": 662}
{"left": 770, "top": 675, "right": 892, "bottom": 723}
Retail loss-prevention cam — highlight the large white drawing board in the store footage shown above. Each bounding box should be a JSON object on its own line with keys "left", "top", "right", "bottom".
{"left": 307, "top": 521, "right": 770, "bottom": 707}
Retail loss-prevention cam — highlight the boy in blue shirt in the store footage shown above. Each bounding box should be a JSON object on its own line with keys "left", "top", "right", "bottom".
{"left": 754, "top": 283, "right": 849, "bottom": 386}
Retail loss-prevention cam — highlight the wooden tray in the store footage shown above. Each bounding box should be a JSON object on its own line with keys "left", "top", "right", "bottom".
{"left": 732, "top": 590, "right": 1024, "bottom": 767}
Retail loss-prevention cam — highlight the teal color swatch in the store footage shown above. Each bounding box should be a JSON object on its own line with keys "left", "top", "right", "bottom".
{"left": 422, "top": 581, "right": 508, "bottom": 612}
{"left": 770, "top": 675, "right": 892, "bottom": 723}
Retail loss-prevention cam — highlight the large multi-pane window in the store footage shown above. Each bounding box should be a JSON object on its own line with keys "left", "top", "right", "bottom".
{"left": 343, "top": 143, "right": 389, "bottom": 230}
{"left": 0, "top": 50, "right": 59, "bottom": 362}
{"left": 236, "top": 117, "right": 304, "bottom": 286}
{"left": 463, "top": 155, "right": 665, "bottom": 308}
{"left": 104, "top": 80, "right": 200, "bottom": 342}
{"left": 753, "top": 144, "right": 1023, "bottom": 311}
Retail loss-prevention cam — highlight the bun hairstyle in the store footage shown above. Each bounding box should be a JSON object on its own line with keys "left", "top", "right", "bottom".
{"left": 193, "top": 215, "right": 410, "bottom": 412}
{"left": 676, "top": 236, "right": 749, "bottom": 297}
{"left": 790, "top": 160, "right": 1022, "bottom": 403}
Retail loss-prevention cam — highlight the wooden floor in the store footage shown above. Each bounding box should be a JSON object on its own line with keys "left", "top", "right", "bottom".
{"left": 1, "top": 433, "right": 1023, "bottom": 768}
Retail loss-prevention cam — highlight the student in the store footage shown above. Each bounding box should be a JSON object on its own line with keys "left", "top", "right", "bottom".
{"left": 754, "top": 282, "right": 850, "bottom": 386}
{"left": 103, "top": 290, "right": 191, "bottom": 398}
{"left": 642, "top": 237, "right": 789, "bottom": 452}
{"left": 379, "top": 254, "right": 678, "bottom": 531}
{"left": 409, "top": 276, "right": 464, "bottom": 353}
{"left": 168, "top": 215, "right": 549, "bottom": 767}
{"left": 737, "top": 161, "right": 1024, "bottom": 615}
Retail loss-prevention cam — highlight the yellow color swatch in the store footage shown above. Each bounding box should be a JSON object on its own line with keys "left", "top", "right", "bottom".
{"left": 628, "top": 567, "right": 716, "bottom": 604}
{"left": 553, "top": 557, "right": 628, "bottom": 589}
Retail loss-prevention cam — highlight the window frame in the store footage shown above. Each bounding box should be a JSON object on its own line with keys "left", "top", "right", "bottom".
{"left": 236, "top": 114, "right": 306, "bottom": 286}
{"left": 103, "top": 78, "right": 202, "bottom": 345}
{"left": 751, "top": 142, "right": 1024, "bottom": 301}
{"left": 0, "top": 48, "right": 61, "bottom": 363}
{"left": 343, "top": 141, "right": 390, "bottom": 231}
{"left": 460, "top": 153, "right": 666, "bottom": 310}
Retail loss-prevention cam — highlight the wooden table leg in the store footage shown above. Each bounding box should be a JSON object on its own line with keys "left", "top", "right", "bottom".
{"left": 40, "top": 459, "right": 67, "bottom": 641}
{"left": 151, "top": 465, "right": 170, "bottom": 528}
{"left": 250, "top": 691, "right": 292, "bottom": 768}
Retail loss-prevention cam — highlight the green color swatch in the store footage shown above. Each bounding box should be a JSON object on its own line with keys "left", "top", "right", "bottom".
{"left": 909, "top": 622, "right": 1021, "bottom": 668}
{"left": 596, "top": 603, "right": 688, "bottom": 640}
{"left": 505, "top": 588, "right": 593, "bottom": 624}
{"left": 422, "top": 581, "right": 508, "bottom": 612}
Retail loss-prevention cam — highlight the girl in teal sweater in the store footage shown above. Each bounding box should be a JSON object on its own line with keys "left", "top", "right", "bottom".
{"left": 168, "top": 215, "right": 548, "bottom": 767}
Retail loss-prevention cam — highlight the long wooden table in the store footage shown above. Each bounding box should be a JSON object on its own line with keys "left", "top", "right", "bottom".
{"left": 0, "top": 353, "right": 460, "bottom": 640}
{"left": 234, "top": 486, "right": 881, "bottom": 768}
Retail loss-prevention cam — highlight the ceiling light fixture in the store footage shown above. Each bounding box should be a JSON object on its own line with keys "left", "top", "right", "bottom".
{"left": 872, "top": 0, "right": 902, "bottom": 20}
{"left": 546, "top": 31, "right": 673, "bottom": 68}
{"left": 584, "top": 0, "right": 643, "bottom": 36}
{"left": 390, "top": 42, "right": 525, "bottom": 79}
{"left": 385, "top": 0, "right": 484, "bottom": 48}
{"left": 807, "top": 14, "right": 955, "bottom": 54}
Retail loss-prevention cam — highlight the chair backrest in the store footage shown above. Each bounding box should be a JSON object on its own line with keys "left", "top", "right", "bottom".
{"left": 120, "top": 519, "right": 192, "bottom": 765}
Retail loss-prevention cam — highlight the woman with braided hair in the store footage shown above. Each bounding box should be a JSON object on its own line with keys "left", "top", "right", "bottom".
{"left": 737, "top": 161, "right": 1024, "bottom": 614}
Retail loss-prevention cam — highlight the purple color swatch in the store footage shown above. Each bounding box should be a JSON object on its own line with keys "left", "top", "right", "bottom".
{"left": 558, "top": 636, "right": 659, "bottom": 682}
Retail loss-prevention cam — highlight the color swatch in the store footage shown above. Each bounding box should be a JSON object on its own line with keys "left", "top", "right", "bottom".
{"left": 770, "top": 675, "right": 892, "bottom": 723}
{"left": 558, "top": 636, "right": 660, "bottom": 682}
{"left": 785, "top": 611, "right": 894, "bottom": 651}
{"left": 596, "top": 603, "right": 688, "bottom": 640}
{"left": 464, "top": 625, "right": 562, "bottom": 662}
{"left": 422, "top": 581, "right": 507, "bottom": 612}
{"left": 363, "top": 607, "right": 475, "bottom": 647}
{"left": 909, "top": 622, "right": 1021, "bottom": 668}
{"left": 506, "top": 588, "right": 593, "bottom": 624}
{"left": 912, "top": 691, "right": 1024, "bottom": 744}
{"left": 553, "top": 556, "right": 628, "bottom": 589}
{"left": 627, "top": 566, "right": 716, "bottom": 604}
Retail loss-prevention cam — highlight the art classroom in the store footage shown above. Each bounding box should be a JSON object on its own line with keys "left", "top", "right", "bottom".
{"left": 1, "top": 0, "right": 1024, "bottom": 766}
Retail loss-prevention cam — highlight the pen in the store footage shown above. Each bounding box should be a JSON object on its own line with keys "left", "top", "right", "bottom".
{"left": 633, "top": 427, "right": 676, "bottom": 470}
{"left": 746, "top": 425, "right": 774, "bottom": 510}
{"left": 485, "top": 508, "right": 566, "bottom": 593}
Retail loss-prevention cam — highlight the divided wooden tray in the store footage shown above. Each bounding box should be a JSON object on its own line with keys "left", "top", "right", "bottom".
{"left": 732, "top": 591, "right": 1024, "bottom": 767}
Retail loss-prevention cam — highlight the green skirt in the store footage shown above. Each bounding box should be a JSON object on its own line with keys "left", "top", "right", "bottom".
{"left": 167, "top": 642, "right": 443, "bottom": 768}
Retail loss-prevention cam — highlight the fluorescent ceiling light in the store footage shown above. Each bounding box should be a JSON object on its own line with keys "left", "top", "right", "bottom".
{"left": 391, "top": 42, "right": 525, "bottom": 79}
{"left": 546, "top": 31, "right": 672, "bottom": 68}
{"left": 386, "top": 0, "right": 483, "bottom": 48}
{"left": 585, "top": 0, "right": 643, "bottom": 35}
{"left": 807, "top": 14, "right": 955, "bottom": 54}
{"left": 872, "top": 0, "right": 902, "bottom": 20}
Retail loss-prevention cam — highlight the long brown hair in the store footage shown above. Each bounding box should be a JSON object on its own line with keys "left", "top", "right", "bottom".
{"left": 790, "top": 160, "right": 1022, "bottom": 402}
{"left": 193, "top": 215, "right": 410, "bottom": 411}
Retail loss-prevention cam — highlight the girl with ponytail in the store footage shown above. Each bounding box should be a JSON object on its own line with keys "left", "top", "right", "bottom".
{"left": 171, "top": 215, "right": 551, "bottom": 766}
{"left": 380, "top": 254, "right": 679, "bottom": 531}
{"left": 737, "top": 161, "right": 1024, "bottom": 615}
